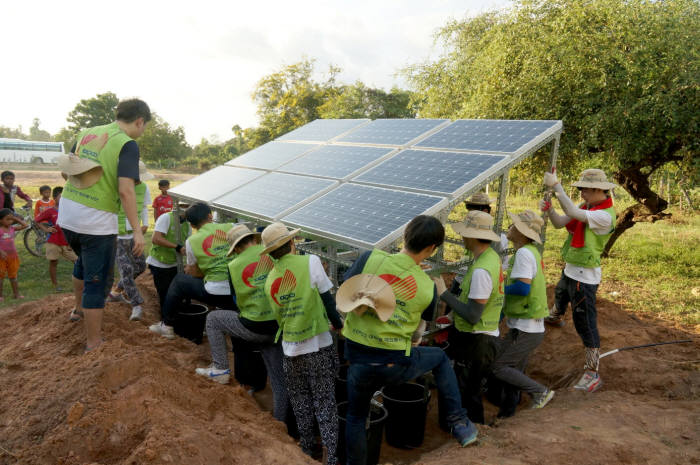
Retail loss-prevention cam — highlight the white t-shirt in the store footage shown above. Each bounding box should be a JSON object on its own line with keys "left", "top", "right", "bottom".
{"left": 185, "top": 237, "right": 229, "bottom": 296}
{"left": 146, "top": 212, "right": 178, "bottom": 269}
{"left": 118, "top": 185, "right": 151, "bottom": 240}
{"left": 564, "top": 209, "right": 613, "bottom": 285}
{"left": 467, "top": 268, "right": 499, "bottom": 337}
{"left": 506, "top": 246, "right": 544, "bottom": 333}
{"left": 282, "top": 254, "right": 334, "bottom": 357}
{"left": 58, "top": 197, "right": 118, "bottom": 235}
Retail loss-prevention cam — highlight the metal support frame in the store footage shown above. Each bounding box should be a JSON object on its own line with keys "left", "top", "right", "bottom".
{"left": 494, "top": 170, "right": 510, "bottom": 234}
{"left": 174, "top": 202, "right": 184, "bottom": 273}
{"left": 539, "top": 135, "right": 560, "bottom": 251}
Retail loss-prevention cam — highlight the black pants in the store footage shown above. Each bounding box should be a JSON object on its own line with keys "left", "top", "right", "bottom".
{"left": 554, "top": 271, "right": 600, "bottom": 348}
{"left": 162, "top": 273, "right": 235, "bottom": 326}
{"left": 149, "top": 265, "right": 178, "bottom": 311}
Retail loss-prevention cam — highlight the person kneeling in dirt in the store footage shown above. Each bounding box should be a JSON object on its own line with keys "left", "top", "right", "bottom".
{"left": 195, "top": 225, "right": 289, "bottom": 423}
{"left": 149, "top": 203, "right": 235, "bottom": 338}
{"left": 438, "top": 210, "right": 503, "bottom": 425}
{"left": 489, "top": 210, "right": 554, "bottom": 417}
{"left": 262, "top": 222, "right": 343, "bottom": 465}
{"left": 540, "top": 169, "right": 617, "bottom": 393}
{"left": 342, "top": 215, "right": 477, "bottom": 465}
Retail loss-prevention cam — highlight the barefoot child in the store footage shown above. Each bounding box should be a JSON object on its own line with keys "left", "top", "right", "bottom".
{"left": 0, "top": 208, "right": 28, "bottom": 300}
{"left": 35, "top": 187, "right": 77, "bottom": 292}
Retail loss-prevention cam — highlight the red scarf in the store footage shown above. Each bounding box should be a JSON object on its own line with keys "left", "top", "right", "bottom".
{"left": 565, "top": 197, "right": 613, "bottom": 248}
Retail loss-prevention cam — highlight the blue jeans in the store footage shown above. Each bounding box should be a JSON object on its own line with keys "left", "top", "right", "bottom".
{"left": 554, "top": 271, "right": 600, "bottom": 347}
{"left": 345, "top": 346, "right": 467, "bottom": 465}
{"left": 63, "top": 229, "right": 116, "bottom": 309}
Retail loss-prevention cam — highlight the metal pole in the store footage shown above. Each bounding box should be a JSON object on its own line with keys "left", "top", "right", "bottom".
{"left": 174, "top": 202, "right": 183, "bottom": 273}
{"left": 494, "top": 170, "right": 509, "bottom": 234}
{"left": 539, "top": 135, "right": 560, "bottom": 251}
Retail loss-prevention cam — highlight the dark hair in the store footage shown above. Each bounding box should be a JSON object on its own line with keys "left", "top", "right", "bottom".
{"left": 39, "top": 185, "right": 51, "bottom": 193}
{"left": 0, "top": 208, "right": 13, "bottom": 220}
{"left": 1, "top": 171, "right": 14, "bottom": 180}
{"left": 158, "top": 179, "right": 170, "bottom": 187}
{"left": 52, "top": 186, "right": 63, "bottom": 198}
{"left": 185, "top": 202, "right": 211, "bottom": 228}
{"left": 465, "top": 203, "right": 491, "bottom": 214}
{"left": 477, "top": 238, "right": 493, "bottom": 245}
{"left": 116, "top": 98, "right": 151, "bottom": 123}
{"left": 269, "top": 240, "right": 292, "bottom": 260}
{"left": 404, "top": 215, "right": 445, "bottom": 253}
{"left": 234, "top": 234, "right": 258, "bottom": 252}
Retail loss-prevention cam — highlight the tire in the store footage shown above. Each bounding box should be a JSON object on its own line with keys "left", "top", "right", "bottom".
{"left": 24, "top": 226, "right": 47, "bottom": 257}
{"left": 30, "top": 157, "right": 43, "bottom": 164}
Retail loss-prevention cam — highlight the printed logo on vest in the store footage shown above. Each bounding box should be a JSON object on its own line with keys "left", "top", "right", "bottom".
{"left": 270, "top": 269, "right": 297, "bottom": 306}
{"left": 78, "top": 133, "right": 109, "bottom": 160}
{"left": 379, "top": 274, "right": 417, "bottom": 304}
{"left": 201, "top": 229, "right": 229, "bottom": 257}
{"left": 242, "top": 254, "right": 274, "bottom": 288}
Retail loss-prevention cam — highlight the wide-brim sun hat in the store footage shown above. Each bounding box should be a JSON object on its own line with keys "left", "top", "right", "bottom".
{"left": 260, "top": 222, "right": 300, "bottom": 255}
{"left": 571, "top": 169, "right": 617, "bottom": 190}
{"left": 508, "top": 210, "right": 544, "bottom": 244}
{"left": 336, "top": 274, "right": 396, "bottom": 322}
{"left": 57, "top": 154, "right": 103, "bottom": 189}
{"left": 466, "top": 191, "right": 494, "bottom": 206}
{"left": 226, "top": 224, "right": 261, "bottom": 257}
{"left": 139, "top": 161, "right": 154, "bottom": 181}
{"left": 450, "top": 210, "right": 501, "bottom": 242}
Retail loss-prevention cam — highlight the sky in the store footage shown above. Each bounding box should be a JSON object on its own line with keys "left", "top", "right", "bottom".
{"left": 2, "top": 0, "right": 508, "bottom": 145}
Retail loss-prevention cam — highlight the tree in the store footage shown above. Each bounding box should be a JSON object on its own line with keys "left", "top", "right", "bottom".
{"left": 66, "top": 92, "right": 119, "bottom": 133}
{"left": 404, "top": 0, "right": 699, "bottom": 253}
{"left": 29, "top": 118, "right": 51, "bottom": 141}
{"left": 318, "top": 82, "right": 417, "bottom": 119}
{"left": 138, "top": 114, "right": 191, "bottom": 164}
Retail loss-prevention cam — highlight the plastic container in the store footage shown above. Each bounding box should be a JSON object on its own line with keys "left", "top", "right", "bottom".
{"left": 174, "top": 303, "right": 208, "bottom": 344}
{"left": 382, "top": 382, "right": 431, "bottom": 448}
{"left": 231, "top": 337, "right": 268, "bottom": 391}
{"left": 337, "top": 399, "right": 387, "bottom": 465}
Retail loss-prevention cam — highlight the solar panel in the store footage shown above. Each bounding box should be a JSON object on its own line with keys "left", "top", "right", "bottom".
{"left": 169, "top": 166, "right": 263, "bottom": 202}
{"left": 278, "top": 145, "right": 394, "bottom": 179}
{"left": 415, "top": 120, "right": 559, "bottom": 153}
{"left": 226, "top": 141, "right": 319, "bottom": 170}
{"left": 354, "top": 150, "right": 506, "bottom": 195}
{"left": 277, "top": 119, "right": 368, "bottom": 142}
{"left": 282, "top": 183, "right": 446, "bottom": 248}
{"left": 337, "top": 118, "right": 448, "bottom": 145}
{"left": 213, "top": 172, "right": 337, "bottom": 220}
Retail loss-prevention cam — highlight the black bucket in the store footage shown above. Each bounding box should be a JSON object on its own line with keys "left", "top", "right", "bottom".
{"left": 174, "top": 303, "right": 208, "bottom": 344}
{"left": 335, "top": 364, "right": 349, "bottom": 403}
{"left": 382, "top": 382, "right": 431, "bottom": 448}
{"left": 231, "top": 338, "right": 268, "bottom": 391}
{"left": 337, "top": 399, "right": 387, "bottom": 465}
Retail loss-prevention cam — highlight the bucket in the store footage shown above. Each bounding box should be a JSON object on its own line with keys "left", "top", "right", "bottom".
{"left": 174, "top": 303, "right": 208, "bottom": 344}
{"left": 335, "top": 364, "right": 349, "bottom": 403}
{"left": 337, "top": 399, "right": 387, "bottom": 465}
{"left": 382, "top": 382, "right": 431, "bottom": 448}
{"left": 231, "top": 337, "right": 268, "bottom": 391}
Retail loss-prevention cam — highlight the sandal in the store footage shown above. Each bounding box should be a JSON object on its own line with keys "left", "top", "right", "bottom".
{"left": 69, "top": 308, "right": 84, "bottom": 322}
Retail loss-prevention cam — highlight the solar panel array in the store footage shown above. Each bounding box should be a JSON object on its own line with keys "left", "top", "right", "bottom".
{"left": 170, "top": 118, "right": 561, "bottom": 249}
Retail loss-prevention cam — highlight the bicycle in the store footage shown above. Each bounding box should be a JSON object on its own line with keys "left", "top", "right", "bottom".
{"left": 16, "top": 206, "right": 48, "bottom": 257}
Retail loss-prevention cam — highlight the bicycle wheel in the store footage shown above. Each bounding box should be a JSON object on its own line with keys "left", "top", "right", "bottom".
{"left": 24, "top": 226, "right": 47, "bottom": 257}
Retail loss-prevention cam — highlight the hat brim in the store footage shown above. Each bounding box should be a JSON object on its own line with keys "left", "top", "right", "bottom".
{"left": 571, "top": 180, "right": 617, "bottom": 190}
{"left": 336, "top": 274, "right": 396, "bottom": 322}
{"left": 67, "top": 166, "right": 103, "bottom": 189}
{"left": 465, "top": 197, "right": 494, "bottom": 206}
{"left": 449, "top": 222, "right": 501, "bottom": 242}
{"left": 261, "top": 228, "right": 301, "bottom": 255}
{"left": 57, "top": 154, "right": 101, "bottom": 176}
{"left": 508, "top": 212, "right": 542, "bottom": 245}
{"left": 227, "top": 232, "right": 261, "bottom": 257}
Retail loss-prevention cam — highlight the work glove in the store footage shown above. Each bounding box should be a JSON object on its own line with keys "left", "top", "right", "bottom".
{"left": 432, "top": 276, "right": 447, "bottom": 296}
{"left": 539, "top": 199, "right": 552, "bottom": 212}
{"left": 543, "top": 171, "right": 559, "bottom": 187}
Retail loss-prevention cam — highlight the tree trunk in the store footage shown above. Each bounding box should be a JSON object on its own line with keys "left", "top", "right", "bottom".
{"left": 602, "top": 165, "right": 671, "bottom": 257}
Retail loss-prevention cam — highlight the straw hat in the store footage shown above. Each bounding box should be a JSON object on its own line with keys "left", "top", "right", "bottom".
{"left": 226, "top": 224, "right": 261, "bottom": 257}
{"left": 508, "top": 210, "right": 544, "bottom": 244}
{"left": 139, "top": 161, "right": 154, "bottom": 181}
{"left": 57, "top": 154, "right": 103, "bottom": 189}
{"left": 466, "top": 192, "right": 494, "bottom": 206}
{"left": 260, "top": 222, "right": 300, "bottom": 255}
{"left": 450, "top": 210, "right": 500, "bottom": 241}
{"left": 336, "top": 274, "right": 396, "bottom": 322}
{"left": 571, "top": 169, "right": 617, "bottom": 190}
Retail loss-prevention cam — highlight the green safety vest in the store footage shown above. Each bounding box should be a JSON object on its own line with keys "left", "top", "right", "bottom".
{"left": 561, "top": 206, "right": 616, "bottom": 268}
{"left": 503, "top": 244, "right": 548, "bottom": 319}
{"left": 228, "top": 244, "right": 276, "bottom": 323}
{"left": 454, "top": 247, "right": 504, "bottom": 333}
{"left": 187, "top": 222, "right": 234, "bottom": 283}
{"left": 264, "top": 254, "right": 329, "bottom": 343}
{"left": 148, "top": 212, "right": 191, "bottom": 266}
{"left": 62, "top": 122, "right": 132, "bottom": 213}
{"left": 117, "top": 183, "right": 147, "bottom": 235}
{"left": 342, "top": 250, "right": 434, "bottom": 355}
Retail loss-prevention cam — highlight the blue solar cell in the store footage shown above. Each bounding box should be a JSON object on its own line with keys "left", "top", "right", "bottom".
{"left": 214, "top": 173, "right": 336, "bottom": 219}
{"left": 337, "top": 119, "right": 448, "bottom": 145}
{"left": 278, "top": 145, "right": 393, "bottom": 179}
{"left": 169, "top": 166, "right": 264, "bottom": 202}
{"left": 415, "top": 120, "right": 559, "bottom": 153}
{"left": 354, "top": 150, "right": 506, "bottom": 195}
{"left": 277, "top": 119, "right": 368, "bottom": 142}
{"left": 226, "top": 142, "right": 319, "bottom": 170}
{"left": 282, "top": 184, "right": 445, "bottom": 246}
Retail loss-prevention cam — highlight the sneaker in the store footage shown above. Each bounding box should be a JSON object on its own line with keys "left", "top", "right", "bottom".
{"left": 107, "top": 292, "right": 130, "bottom": 305}
{"left": 195, "top": 364, "right": 230, "bottom": 384}
{"left": 531, "top": 389, "right": 555, "bottom": 409}
{"left": 451, "top": 421, "right": 478, "bottom": 447}
{"left": 148, "top": 321, "right": 175, "bottom": 339}
{"left": 544, "top": 305, "right": 565, "bottom": 327}
{"left": 129, "top": 306, "right": 143, "bottom": 321}
{"left": 574, "top": 370, "right": 602, "bottom": 393}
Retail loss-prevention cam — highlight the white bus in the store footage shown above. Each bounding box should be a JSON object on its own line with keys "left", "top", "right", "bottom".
{"left": 0, "top": 138, "right": 65, "bottom": 164}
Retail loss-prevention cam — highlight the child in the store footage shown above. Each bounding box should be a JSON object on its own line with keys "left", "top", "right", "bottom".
{"left": 35, "top": 187, "right": 77, "bottom": 293}
{"left": 34, "top": 185, "right": 55, "bottom": 218}
{"left": 0, "top": 208, "right": 28, "bottom": 300}
{"left": 152, "top": 179, "right": 173, "bottom": 221}
{"left": 0, "top": 171, "right": 32, "bottom": 212}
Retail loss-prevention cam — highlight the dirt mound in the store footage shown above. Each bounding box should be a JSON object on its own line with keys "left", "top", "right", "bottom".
{"left": 0, "top": 275, "right": 698, "bottom": 465}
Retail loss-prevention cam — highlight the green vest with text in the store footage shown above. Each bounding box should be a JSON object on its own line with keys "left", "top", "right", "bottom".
{"left": 187, "top": 222, "right": 234, "bottom": 283}
{"left": 503, "top": 244, "right": 548, "bottom": 319}
{"left": 117, "top": 183, "right": 147, "bottom": 235}
{"left": 229, "top": 244, "right": 275, "bottom": 323}
{"left": 454, "top": 247, "right": 504, "bottom": 333}
{"left": 148, "top": 212, "right": 191, "bottom": 266}
{"left": 561, "top": 206, "right": 615, "bottom": 268}
{"left": 264, "top": 254, "right": 328, "bottom": 343}
{"left": 342, "top": 250, "right": 434, "bottom": 355}
{"left": 62, "top": 122, "right": 132, "bottom": 213}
